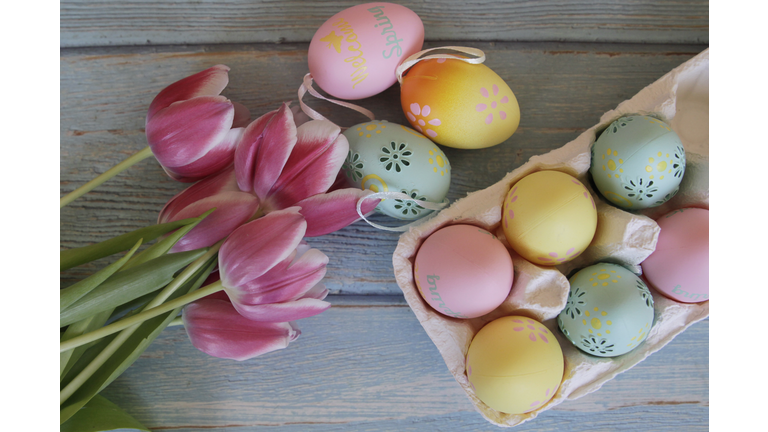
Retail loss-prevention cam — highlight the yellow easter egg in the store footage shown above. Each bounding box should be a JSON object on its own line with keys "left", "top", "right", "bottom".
{"left": 502, "top": 170, "right": 597, "bottom": 265}
{"left": 466, "top": 316, "right": 564, "bottom": 414}
{"left": 400, "top": 58, "right": 520, "bottom": 149}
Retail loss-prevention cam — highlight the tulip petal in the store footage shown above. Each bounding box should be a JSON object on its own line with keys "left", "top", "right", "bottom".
{"left": 182, "top": 298, "right": 299, "bottom": 361}
{"left": 219, "top": 207, "right": 307, "bottom": 289}
{"left": 147, "top": 64, "right": 230, "bottom": 123}
{"left": 251, "top": 104, "right": 298, "bottom": 201}
{"left": 166, "top": 191, "right": 261, "bottom": 253}
{"left": 158, "top": 168, "right": 241, "bottom": 224}
{"left": 266, "top": 122, "right": 348, "bottom": 209}
{"left": 233, "top": 246, "right": 328, "bottom": 305}
{"left": 163, "top": 127, "right": 244, "bottom": 183}
{"left": 232, "top": 102, "right": 251, "bottom": 128}
{"left": 296, "top": 188, "right": 381, "bottom": 237}
{"left": 234, "top": 109, "right": 275, "bottom": 193}
{"left": 231, "top": 297, "right": 331, "bottom": 322}
{"left": 301, "top": 283, "right": 329, "bottom": 301}
{"left": 147, "top": 95, "right": 234, "bottom": 168}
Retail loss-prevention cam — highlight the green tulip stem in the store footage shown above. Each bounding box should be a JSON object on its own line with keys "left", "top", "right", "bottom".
{"left": 60, "top": 146, "right": 154, "bottom": 208}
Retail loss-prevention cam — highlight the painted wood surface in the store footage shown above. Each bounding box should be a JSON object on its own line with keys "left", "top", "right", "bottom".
{"left": 60, "top": 1, "right": 709, "bottom": 430}
{"left": 60, "top": 0, "right": 709, "bottom": 47}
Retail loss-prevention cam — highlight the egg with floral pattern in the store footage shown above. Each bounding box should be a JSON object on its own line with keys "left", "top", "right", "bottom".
{"left": 502, "top": 170, "right": 597, "bottom": 265}
{"left": 341, "top": 120, "right": 451, "bottom": 220}
{"left": 400, "top": 57, "right": 520, "bottom": 149}
{"left": 590, "top": 115, "right": 686, "bottom": 210}
{"left": 466, "top": 315, "right": 564, "bottom": 414}
{"left": 558, "top": 263, "right": 655, "bottom": 357}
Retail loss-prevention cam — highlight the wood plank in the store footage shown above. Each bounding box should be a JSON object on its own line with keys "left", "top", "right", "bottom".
{"left": 60, "top": 43, "right": 706, "bottom": 295}
{"left": 60, "top": 0, "right": 709, "bottom": 48}
{"left": 98, "top": 304, "right": 708, "bottom": 430}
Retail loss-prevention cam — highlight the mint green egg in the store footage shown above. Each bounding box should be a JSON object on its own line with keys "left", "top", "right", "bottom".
{"left": 590, "top": 115, "right": 686, "bottom": 210}
{"left": 341, "top": 120, "right": 451, "bottom": 220}
{"left": 557, "top": 263, "right": 655, "bottom": 357}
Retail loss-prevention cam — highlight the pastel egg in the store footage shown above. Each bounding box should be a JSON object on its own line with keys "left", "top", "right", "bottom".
{"left": 642, "top": 208, "right": 709, "bottom": 303}
{"left": 414, "top": 224, "right": 513, "bottom": 319}
{"left": 466, "top": 316, "right": 564, "bottom": 414}
{"left": 590, "top": 115, "right": 686, "bottom": 210}
{"left": 558, "top": 263, "right": 655, "bottom": 357}
{"left": 342, "top": 120, "right": 451, "bottom": 220}
{"left": 502, "top": 170, "right": 597, "bottom": 265}
{"left": 400, "top": 57, "right": 520, "bottom": 149}
{"left": 308, "top": 3, "right": 424, "bottom": 100}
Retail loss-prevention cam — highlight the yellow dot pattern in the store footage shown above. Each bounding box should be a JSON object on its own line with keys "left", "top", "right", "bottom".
{"left": 427, "top": 148, "right": 448, "bottom": 176}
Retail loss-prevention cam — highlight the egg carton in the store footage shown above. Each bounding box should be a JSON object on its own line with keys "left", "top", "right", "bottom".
{"left": 392, "top": 49, "right": 709, "bottom": 427}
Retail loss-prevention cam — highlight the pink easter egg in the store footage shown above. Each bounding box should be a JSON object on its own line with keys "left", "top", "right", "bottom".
{"left": 308, "top": 3, "right": 424, "bottom": 100}
{"left": 641, "top": 208, "right": 709, "bottom": 303}
{"left": 413, "top": 224, "right": 514, "bottom": 319}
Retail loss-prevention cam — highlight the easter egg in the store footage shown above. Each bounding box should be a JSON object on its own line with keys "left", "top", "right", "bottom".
{"left": 502, "top": 170, "right": 597, "bottom": 265}
{"left": 414, "top": 224, "right": 513, "bottom": 318}
{"left": 308, "top": 3, "right": 424, "bottom": 100}
{"left": 400, "top": 57, "right": 520, "bottom": 149}
{"left": 590, "top": 115, "right": 686, "bottom": 210}
{"left": 466, "top": 316, "right": 564, "bottom": 414}
{"left": 341, "top": 120, "right": 451, "bottom": 220}
{"left": 558, "top": 263, "right": 655, "bottom": 357}
{"left": 642, "top": 208, "right": 709, "bottom": 303}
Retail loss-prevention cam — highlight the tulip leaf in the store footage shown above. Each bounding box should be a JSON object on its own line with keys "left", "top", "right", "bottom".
{"left": 60, "top": 257, "right": 217, "bottom": 425}
{"left": 61, "top": 309, "right": 114, "bottom": 380}
{"left": 60, "top": 248, "right": 207, "bottom": 327}
{"left": 60, "top": 216, "right": 202, "bottom": 271}
{"left": 60, "top": 240, "right": 143, "bottom": 313}
{"left": 60, "top": 394, "right": 150, "bottom": 432}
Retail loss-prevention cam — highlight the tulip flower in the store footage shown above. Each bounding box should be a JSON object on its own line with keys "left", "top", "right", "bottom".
{"left": 234, "top": 103, "right": 380, "bottom": 237}
{"left": 158, "top": 167, "right": 260, "bottom": 253}
{"left": 146, "top": 64, "right": 251, "bottom": 182}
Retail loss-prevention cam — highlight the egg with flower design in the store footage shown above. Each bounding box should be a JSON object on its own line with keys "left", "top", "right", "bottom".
{"left": 341, "top": 120, "right": 451, "bottom": 220}
{"left": 590, "top": 115, "right": 686, "bottom": 210}
{"left": 558, "top": 263, "right": 655, "bottom": 357}
{"left": 400, "top": 57, "right": 520, "bottom": 149}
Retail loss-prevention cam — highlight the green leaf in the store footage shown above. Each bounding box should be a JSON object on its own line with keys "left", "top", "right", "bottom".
{"left": 120, "top": 208, "right": 214, "bottom": 271}
{"left": 60, "top": 216, "right": 202, "bottom": 271}
{"left": 61, "top": 309, "right": 114, "bottom": 380}
{"left": 60, "top": 257, "right": 217, "bottom": 424}
{"left": 60, "top": 394, "right": 150, "bottom": 432}
{"left": 61, "top": 240, "right": 143, "bottom": 312}
{"left": 60, "top": 248, "right": 207, "bottom": 327}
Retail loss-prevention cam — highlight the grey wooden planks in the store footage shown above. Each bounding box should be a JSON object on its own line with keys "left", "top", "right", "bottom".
{"left": 99, "top": 305, "right": 708, "bottom": 430}
{"left": 60, "top": 0, "right": 709, "bottom": 47}
{"left": 60, "top": 43, "right": 706, "bottom": 295}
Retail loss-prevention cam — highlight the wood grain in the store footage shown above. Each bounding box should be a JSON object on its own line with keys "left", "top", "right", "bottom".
{"left": 98, "top": 304, "right": 708, "bottom": 430}
{"left": 60, "top": 0, "right": 709, "bottom": 48}
{"left": 60, "top": 43, "right": 706, "bottom": 295}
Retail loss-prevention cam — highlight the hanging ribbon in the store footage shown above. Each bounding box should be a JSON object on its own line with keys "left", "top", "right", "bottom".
{"left": 356, "top": 191, "right": 449, "bottom": 232}
{"left": 395, "top": 46, "right": 486, "bottom": 84}
{"left": 297, "top": 73, "right": 375, "bottom": 127}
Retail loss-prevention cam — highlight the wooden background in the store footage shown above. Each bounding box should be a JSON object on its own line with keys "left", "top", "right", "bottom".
{"left": 60, "top": 1, "right": 709, "bottom": 430}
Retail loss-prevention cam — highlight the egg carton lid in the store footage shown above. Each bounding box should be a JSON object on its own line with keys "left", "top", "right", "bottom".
{"left": 392, "top": 48, "right": 709, "bottom": 427}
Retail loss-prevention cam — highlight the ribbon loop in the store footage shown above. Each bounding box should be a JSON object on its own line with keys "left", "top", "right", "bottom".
{"left": 395, "top": 46, "right": 486, "bottom": 84}
{"left": 356, "top": 191, "right": 449, "bottom": 232}
{"left": 297, "top": 74, "right": 376, "bottom": 128}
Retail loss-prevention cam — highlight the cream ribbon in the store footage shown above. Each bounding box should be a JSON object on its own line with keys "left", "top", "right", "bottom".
{"left": 356, "top": 191, "right": 449, "bottom": 232}
{"left": 395, "top": 46, "right": 486, "bottom": 84}
{"left": 297, "top": 73, "right": 376, "bottom": 126}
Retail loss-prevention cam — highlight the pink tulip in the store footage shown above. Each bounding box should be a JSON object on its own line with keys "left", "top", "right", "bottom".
{"left": 158, "top": 167, "right": 260, "bottom": 253}
{"left": 234, "top": 103, "right": 380, "bottom": 236}
{"left": 146, "top": 65, "right": 251, "bottom": 182}
{"left": 182, "top": 298, "right": 301, "bottom": 361}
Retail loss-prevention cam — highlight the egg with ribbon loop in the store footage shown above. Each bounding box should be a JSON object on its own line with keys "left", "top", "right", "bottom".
{"left": 307, "top": 3, "right": 424, "bottom": 100}
{"left": 399, "top": 53, "right": 520, "bottom": 149}
{"left": 341, "top": 120, "right": 451, "bottom": 220}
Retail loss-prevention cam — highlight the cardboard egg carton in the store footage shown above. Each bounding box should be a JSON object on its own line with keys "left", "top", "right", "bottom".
{"left": 392, "top": 49, "right": 709, "bottom": 427}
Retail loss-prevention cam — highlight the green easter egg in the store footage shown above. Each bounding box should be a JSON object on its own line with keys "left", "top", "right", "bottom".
{"left": 342, "top": 120, "right": 451, "bottom": 220}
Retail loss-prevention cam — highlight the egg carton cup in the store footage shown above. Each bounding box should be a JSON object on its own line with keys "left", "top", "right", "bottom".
{"left": 392, "top": 49, "right": 709, "bottom": 427}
